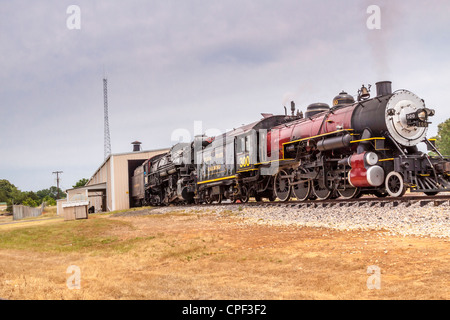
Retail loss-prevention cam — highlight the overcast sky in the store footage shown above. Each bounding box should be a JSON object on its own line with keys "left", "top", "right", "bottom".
{"left": 1, "top": 0, "right": 450, "bottom": 192}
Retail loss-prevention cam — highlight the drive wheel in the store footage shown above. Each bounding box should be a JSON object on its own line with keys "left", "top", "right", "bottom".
{"left": 385, "top": 171, "right": 406, "bottom": 197}
{"left": 274, "top": 170, "right": 291, "bottom": 201}
{"left": 337, "top": 186, "right": 360, "bottom": 199}
{"left": 291, "top": 168, "right": 311, "bottom": 201}
{"left": 312, "top": 171, "right": 334, "bottom": 200}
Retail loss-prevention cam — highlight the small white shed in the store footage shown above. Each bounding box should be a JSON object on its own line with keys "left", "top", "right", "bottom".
{"left": 61, "top": 201, "right": 89, "bottom": 221}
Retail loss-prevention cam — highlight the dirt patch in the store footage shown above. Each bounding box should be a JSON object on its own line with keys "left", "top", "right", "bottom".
{"left": 0, "top": 210, "right": 448, "bottom": 300}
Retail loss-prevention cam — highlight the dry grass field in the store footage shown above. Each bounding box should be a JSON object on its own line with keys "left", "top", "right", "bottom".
{"left": 0, "top": 206, "right": 448, "bottom": 300}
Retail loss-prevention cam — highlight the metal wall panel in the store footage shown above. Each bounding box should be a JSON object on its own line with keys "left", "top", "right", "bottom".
{"left": 83, "top": 149, "right": 169, "bottom": 212}
{"left": 112, "top": 151, "right": 169, "bottom": 211}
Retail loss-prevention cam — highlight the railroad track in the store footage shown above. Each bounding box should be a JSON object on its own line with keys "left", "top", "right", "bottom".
{"left": 245, "top": 194, "right": 450, "bottom": 209}
{"left": 174, "top": 194, "right": 450, "bottom": 210}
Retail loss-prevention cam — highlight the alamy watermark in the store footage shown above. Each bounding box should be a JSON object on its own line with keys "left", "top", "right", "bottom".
{"left": 66, "top": 5, "right": 81, "bottom": 30}
{"left": 66, "top": 265, "right": 81, "bottom": 290}
{"left": 366, "top": 265, "right": 381, "bottom": 290}
{"left": 366, "top": 5, "right": 381, "bottom": 30}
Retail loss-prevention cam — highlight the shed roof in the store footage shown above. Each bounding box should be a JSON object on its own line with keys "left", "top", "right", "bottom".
{"left": 65, "top": 182, "right": 107, "bottom": 193}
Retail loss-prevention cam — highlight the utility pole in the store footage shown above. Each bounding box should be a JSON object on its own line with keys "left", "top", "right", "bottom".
{"left": 52, "top": 171, "right": 63, "bottom": 199}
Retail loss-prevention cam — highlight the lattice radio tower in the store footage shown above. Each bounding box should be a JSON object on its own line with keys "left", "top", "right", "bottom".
{"left": 103, "top": 77, "right": 111, "bottom": 160}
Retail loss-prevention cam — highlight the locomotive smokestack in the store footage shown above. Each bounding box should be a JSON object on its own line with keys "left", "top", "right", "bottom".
{"left": 290, "top": 101, "right": 295, "bottom": 116}
{"left": 375, "top": 81, "right": 392, "bottom": 96}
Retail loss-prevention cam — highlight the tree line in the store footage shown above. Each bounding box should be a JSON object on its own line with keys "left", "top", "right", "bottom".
{"left": 0, "top": 178, "right": 88, "bottom": 210}
{"left": 0, "top": 179, "right": 66, "bottom": 208}
{"left": 432, "top": 118, "right": 450, "bottom": 156}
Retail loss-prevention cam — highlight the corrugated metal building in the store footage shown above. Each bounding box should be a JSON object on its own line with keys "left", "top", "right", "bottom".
{"left": 66, "top": 148, "right": 169, "bottom": 212}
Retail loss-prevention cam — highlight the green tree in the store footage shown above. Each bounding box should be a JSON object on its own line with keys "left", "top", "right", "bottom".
{"left": 36, "top": 188, "right": 51, "bottom": 201}
{"left": 0, "top": 179, "right": 23, "bottom": 205}
{"left": 49, "top": 186, "right": 66, "bottom": 199}
{"left": 431, "top": 118, "right": 450, "bottom": 156}
{"left": 22, "top": 197, "right": 38, "bottom": 207}
{"left": 36, "top": 186, "right": 66, "bottom": 200}
{"left": 43, "top": 195, "right": 56, "bottom": 206}
{"left": 72, "top": 178, "right": 88, "bottom": 188}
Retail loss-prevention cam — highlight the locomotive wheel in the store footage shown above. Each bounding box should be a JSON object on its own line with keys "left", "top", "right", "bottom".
{"left": 205, "top": 196, "right": 213, "bottom": 205}
{"left": 206, "top": 194, "right": 222, "bottom": 204}
{"left": 337, "top": 187, "right": 360, "bottom": 199}
{"left": 205, "top": 190, "right": 214, "bottom": 205}
{"left": 312, "top": 172, "right": 334, "bottom": 200}
{"left": 291, "top": 169, "right": 311, "bottom": 201}
{"left": 313, "top": 184, "right": 332, "bottom": 200}
{"left": 385, "top": 171, "right": 406, "bottom": 197}
{"left": 268, "top": 193, "right": 276, "bottom": 202}
{"left": 240, "top": 186, "right": 249, "bottom": 203}
{"left": 274, "top": 170, "right": 291, "bottom": 201}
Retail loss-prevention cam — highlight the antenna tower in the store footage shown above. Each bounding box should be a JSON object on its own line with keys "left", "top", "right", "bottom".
{"left": 103, "top": 77, "right": 111, "bottom": 159}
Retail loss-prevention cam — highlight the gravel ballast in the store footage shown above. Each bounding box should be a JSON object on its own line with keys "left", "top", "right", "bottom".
{"left": 140, "top": 202, "right": 450, "bottom": 238}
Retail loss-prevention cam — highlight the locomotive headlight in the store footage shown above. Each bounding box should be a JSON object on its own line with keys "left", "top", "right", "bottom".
{"left": 417, "top": 109, "right": 427, "bottom": 121}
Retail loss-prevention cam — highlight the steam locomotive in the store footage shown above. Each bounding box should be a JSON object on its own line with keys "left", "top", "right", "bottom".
{"left": 131, "top": 81, "right": 450, "bottom": 206}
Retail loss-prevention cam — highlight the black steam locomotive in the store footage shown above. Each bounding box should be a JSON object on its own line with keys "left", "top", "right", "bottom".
{"left": 131, "top": 81, "right": 450, "bottom": 206}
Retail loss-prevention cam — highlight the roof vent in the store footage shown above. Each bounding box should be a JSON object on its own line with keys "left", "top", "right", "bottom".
{"left": 131, "top": 141, "right": 142, "bottom": 152}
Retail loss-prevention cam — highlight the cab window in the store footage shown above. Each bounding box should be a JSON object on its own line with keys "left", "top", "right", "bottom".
{"left": 245, "top": 136, "right": 251, "bottom": 152}
{"left": 236, "top": 136, "right": 245, "bottom": 153}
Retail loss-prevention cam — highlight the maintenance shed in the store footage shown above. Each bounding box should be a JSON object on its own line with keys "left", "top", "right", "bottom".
{"left": 65, "top": 147, "right": 169, "bottom": 213}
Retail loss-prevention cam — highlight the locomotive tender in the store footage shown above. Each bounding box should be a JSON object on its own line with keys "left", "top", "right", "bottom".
{"left": 131, "top": 81, "right": 450, "bottom": 206}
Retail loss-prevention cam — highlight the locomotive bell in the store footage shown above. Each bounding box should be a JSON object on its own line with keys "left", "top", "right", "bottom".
{"left": 358, "top": 84, "right": 371, "bottom": 101}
